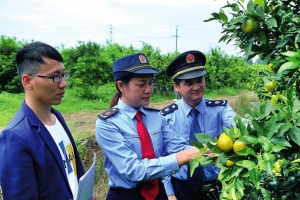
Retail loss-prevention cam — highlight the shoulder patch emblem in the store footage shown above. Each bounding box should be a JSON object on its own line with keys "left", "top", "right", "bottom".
{"left": 143, "top": 107, "right": 160, "bottom": 112}
{"left": 160, "top": 103, "right": 178, "bottom": 116}
{"left": 98, "top": 108, "right": 119, "bottom": 120}
{"left": 206, "top": 100, "right": 228, "bottom": 106}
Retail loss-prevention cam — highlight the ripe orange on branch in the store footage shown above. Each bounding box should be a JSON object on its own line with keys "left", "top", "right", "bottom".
{"left": 233, "top": 140, "right": 248, "bottom": 155}
{"left": 217, "top": 133, "right": 233, "bottom": 153}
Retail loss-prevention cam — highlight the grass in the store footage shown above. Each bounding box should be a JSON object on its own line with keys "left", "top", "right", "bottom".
{"left": 0, "top": 86, "right": 249, "bottom": 127}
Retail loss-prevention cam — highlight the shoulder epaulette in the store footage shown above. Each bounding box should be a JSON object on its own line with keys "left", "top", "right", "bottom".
{"left": 143, "top": 107, "right": 160, "bottom": 112}
{"left": 160, "top": 103, "right": 178, "bottom": 116}
{"left": 97, "top": 108, "right": 119, "bottom": 120}
{"left": 206, "top": 100, "right": 228, "bottom": 106}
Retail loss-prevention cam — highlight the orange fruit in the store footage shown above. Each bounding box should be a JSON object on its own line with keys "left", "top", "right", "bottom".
{"left": 265, "top": 80, "right": 277, "bottom": 92}
{"left": 226, "top": 160, "right": 235, "bottom": 168}
{"left": 233, "top": 140, "right": 248, "bottom": 155}
{"left": 242, "top": 18, "right": 259, "bottom": 35}
{"left": 217, "top": 133, "right": 233, "bottom": 153}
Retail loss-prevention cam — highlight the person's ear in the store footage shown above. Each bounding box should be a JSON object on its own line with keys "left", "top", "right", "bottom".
{"left": 22, "top": 74, "right": 33, "bottom": 90}
{"left": 117, "top": 81, "right": 124, "bottom": 92}
{"left": 172, "top": 82, "right": 180, "bottom": 92}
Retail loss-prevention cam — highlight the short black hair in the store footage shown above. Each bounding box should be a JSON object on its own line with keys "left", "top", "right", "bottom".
{"left": 16, "top": 41, "right": 63, "bottom": 79}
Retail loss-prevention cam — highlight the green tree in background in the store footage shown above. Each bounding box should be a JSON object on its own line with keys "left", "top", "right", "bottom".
{"left": 0, "top": 36, "right": 24, "bottom": 93}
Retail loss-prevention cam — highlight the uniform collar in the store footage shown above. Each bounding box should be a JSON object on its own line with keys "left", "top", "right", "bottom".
{"left": 117, "top": 99, "right": 146, "bottom": 119}
{"left": 180, "top": 97, "right": 207, "bottom": 116}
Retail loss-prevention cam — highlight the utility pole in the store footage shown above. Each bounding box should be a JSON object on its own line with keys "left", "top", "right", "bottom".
{"left": 110, "top": 24, "right": 113, "bottom": 44}
{"left": 173, "top": 25, "right": 180, "bottom": 52}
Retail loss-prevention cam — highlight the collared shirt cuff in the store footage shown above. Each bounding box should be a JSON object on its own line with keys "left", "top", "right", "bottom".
{"left": 163, "top": 154, "right": 180, "bottom": 175}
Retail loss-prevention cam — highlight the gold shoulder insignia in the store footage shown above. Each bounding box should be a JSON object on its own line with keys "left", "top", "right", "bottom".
{"left": 206, "top": 100, "right": 228, "bottom": 106}
{"left": 98, "top": 108, "right": 119, "bottom": 120}
{"left": 160, "top": 103, "right": 178, "bottom": 116}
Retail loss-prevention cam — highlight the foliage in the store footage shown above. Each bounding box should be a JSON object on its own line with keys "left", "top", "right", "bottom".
{"left": 205, "top": 0, "right": 300, "bottom": 99}
{"left": 204, "top": 0, "right": 300, "bottom": 199}
{"left": 193, "top": 88, "right": 300, "bottom": 199}
{"left": 204, "top": 46, "right": 257, "bottom": 90}
{"left": 0, "top": 35, "right": 25, "bottom": 93}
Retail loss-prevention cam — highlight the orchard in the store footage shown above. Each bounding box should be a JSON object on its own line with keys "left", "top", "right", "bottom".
{"left": 191, "top": 0, "right": 300, "bottom": 199}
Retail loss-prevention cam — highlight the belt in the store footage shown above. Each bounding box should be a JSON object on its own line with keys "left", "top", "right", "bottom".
{"left": 202, "top": 180, "right": 217, "bottom": 192}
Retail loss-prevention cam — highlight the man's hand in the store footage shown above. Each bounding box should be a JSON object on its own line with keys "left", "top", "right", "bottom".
{"left": 168, "top": 194, "right": 177, "bottom": 200}
{"left": 176, "top": 146, "right": 200, "bottom": 166}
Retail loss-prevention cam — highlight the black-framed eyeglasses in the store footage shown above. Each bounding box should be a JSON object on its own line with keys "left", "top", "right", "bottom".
{"left": 36, "top": 72, "right": 70, "bottom": 83}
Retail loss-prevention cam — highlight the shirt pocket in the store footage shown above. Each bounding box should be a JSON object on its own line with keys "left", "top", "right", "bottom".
{"left": 149, "top": 129, "right": 163, "bottom": 154}
{"left": 122, "top": 131, "right": 141, "bottom": 152}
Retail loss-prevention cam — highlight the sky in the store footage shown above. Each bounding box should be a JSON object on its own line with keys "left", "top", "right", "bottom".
{"left": 0, "top": 0, "right": 242, "bottom": 55}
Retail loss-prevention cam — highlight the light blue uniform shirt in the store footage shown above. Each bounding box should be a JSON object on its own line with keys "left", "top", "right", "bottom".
{"left": 162, "top": 97, "right": 236, "bottom": 194}
{"left": 95, "top": 99, "right": 191, "bottom": 191}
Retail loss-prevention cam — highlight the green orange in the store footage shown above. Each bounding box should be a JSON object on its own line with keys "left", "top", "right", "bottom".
{"left": 265, "top": 80, "right": 277, "bottom": 92}
{"left": 242, "top": 18, "right": 259, "bottom": 35}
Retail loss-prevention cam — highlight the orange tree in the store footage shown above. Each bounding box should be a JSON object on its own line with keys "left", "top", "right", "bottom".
{"left": 192, "top": 90, "right": 300, "bottom": 199}
{"left": 188, "top": 0, "right": 300, "bottom": 199}
{"left": 204, "top": 0, "right": 300, "bottom": 100}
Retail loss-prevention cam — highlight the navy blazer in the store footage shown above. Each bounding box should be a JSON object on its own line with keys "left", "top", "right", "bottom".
{"left": 0, "top": 101, "right": 85, "bottom": 200}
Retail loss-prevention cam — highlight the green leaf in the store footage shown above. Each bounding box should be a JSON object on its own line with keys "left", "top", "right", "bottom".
{"left": 236, "top": 116, "right": 249, "bottom": 136}
{"left": 277, "top": 61, "right": 297, "bottom": 74}
{"left": 270, "top": 137, "right": 291, "bottom": 148}
{"left": 281, "top": 51, "right": 298, "bottom": 57}
{"left": 259, "top": 99, "right": 275, "bottom": 116}
{"left": 245, "top": 41, "right": 253, "bottom": 58}
{"left": 189, "top": 159, "right": 199, "bottom": 177}
{"left": 288, "top": 127, "right": 300, "bottom": 146}
{"left": 195, "top": 133, "right": 212, "bottom": 144}
{"left": 275, "top": 35, "right": 292, "bottom": 49}
{"left": 272, "top": 145, "right": 286, "bottom": 152}
{"left": 235, "top": 147, "right": 256, "bottom": 156}
{"left": 234, "top": 179, "right": 245, "bottom": 196}
{"left": 265, "top": 17, "right": 277, "bottom": 27}
{"left": 218, "top": 35, "right": 228, "bottom": 43}
{"left": 236, "top": 160, "right": 256, "bottom": 168}
{"left": 246, "top": 0, "right": 254, "bottom": 12}
{"left": 252, "top": 121, "right": 263, "bottom": 135}
{"left": 231, "top": 165, "right": 243, "bottom": 177}
{"left": 249, "top": 168, "right": 261, "bottom": 188}
{"left": 219, "top": 9, "right": 228, "bottom": 23}
{"left": 258, "top": 135, "right": 274, "bottom": 152}
{"left": 190, "top": 140, "right": 205, "bottom": 149}
{"left": 203, "top": 17, "right": 217, "bottom": 22}
{"left": 295, "top": 32, "right": 300, "bottom": 43}
{"left": 255, "top": 5, "right": 264, "bottom": 20}
{"left": 219, "top": 168, "right": 233, "bottom": 182}
{"left": 263, "top": 153, "right": 275, "bottom": 175}
{"left": 264, "top": 116, "right": 277, "bottom": 139}
{"left": 241, "top": 135, "right": 258, "bottom": 144}
{"left": 261, "top": 188, "right": 271, "bottom": 199}
{"left": 257, "top": 29, "right": 267, "bottom": 44}
{"left": 229, "top": 16, "right": 247, "bottom": 25}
